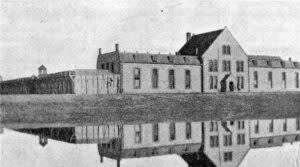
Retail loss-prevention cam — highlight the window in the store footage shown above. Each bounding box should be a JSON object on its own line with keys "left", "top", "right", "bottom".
{"left": 296, "top": 118, "right": 300, "bottom": 131}
{"left": 224, "top": 152, "right": 233, "bottom": 162}
{"left": 237, "top": 134, "right": 246, "bottom": 145}
{"left": 210, "top": 121, "right": 218, "bottom": 132}
{"left": 209, "top": 60, "right": 218, "bottom": 72}
{"left": 106, "top": 63, "right": 109, "bottom": 70}
{"left": 223, "top": 60, "right": 231, "bottom": 72}
{"left": 269, "top": 120, "right": 274, "bottom": 133}
{"left": 168, "top": 69, "right": 175, "bottom": 89}
{"left": 134, "top": 125, "right": 142, "bottom": 143}
{"left": 101, "top": 64, "right": 105, "bottom": 69}
{"left": 152, "top": 69, "right": 158, "bottom": 88}
{"left": 283, "top": 119, "right": 287, "bottom": 132}
{"left": 224, "top": 134, "right": 232, "bottom": 146}
{"left": 209, "top": 76, "right": 218, "bottom": 90}
{"left": 268, "top": 72, "right": 273, "bottom": 88}
{"left": 282, "top": 72, "right": 286, "bottom": 88}
{"left": 185, "top": 70, "right": 191, "bottom": 89}
{"left": 209, "top": 60, "right": 213, "bottom": 72}
{"left": 255, "top": 120, "right": 259, "bottom": 134}
{"left": 151, "top": 55, "right": 158, "bottom": 62}
{"left": 236, "top": 61, "right": 244, "bottom": 72}
{"left": 133, "top": 68, "right": 141, "bottom": 89}
{"left": 210, "top": 136, "right": 219, "bottom": 147}
{"left": 186, "top": 122, "right": 192, "bottom": 139}
{"left": 152, "top": 123, "right": 159, "bottom": 142}
{"left": 238, "top": 121, "right": 245, "bottom": 130}
{"left": 254, "top": 71, "right": 258, "bottom": 88}
{"left": 169, "top": 122, "right": 176, "bottom": 140}
{"left": 168, "top": 56, "right": 174, "bottom": 63}
{"left": 222, "top": 45, "right": 231, "bottom": 55}
{"left": 237, "top": 76, "right": 244, "bottom": 90}
{"left": 296, "top": 73, "right": 299, "bottom": 88}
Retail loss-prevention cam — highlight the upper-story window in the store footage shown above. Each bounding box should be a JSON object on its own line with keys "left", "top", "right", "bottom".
{"left": 223, "top": 134, "right": 232, "bottom": 146}
{"left": 224, "top": 152, "right": 233, "bottom": 162}
{"left": 185, "top": 70, "right": 191, "bottom": 89}
{"left": 101, "top": 64, "right": 105, "bottom": 69}
{"left": 209, "top": 60, "right": 218, "bottom": 72}
{"left": 222, "top": 60, "right": 231, "bottom": 72}
{"left": 237, "top": 133, "right": 245, "bottom": 145}
{"left": 268, "top": 72, "right": 273, "bottom": 88}
{"left": 222, "top": 45, "right": 231, "bottom": 55}
{"left": 254, "top": 71, "right": 258, "bottom": 88}
{"left": 236, "top": 61, "right": 244, "bottom": 72}
{"left": 168, "top": 69, "right": 175, "bottom": 89}
{"left": 133, "top": 68, "right": 141, "bottom": 89}
{"left": 152, "top": 123, "right": 159, "bottom": 142}
{"left": 169, "top": 122, "right": 176, "bottom": 140}
{"left": 152, "top": 69, "right": 159, "bottom": 89}
{"left": 134, "top": 124, "right": 142, "bottom": 143}
{"left": 210, "top": 135, "right": 219, "bottom": 147}
{"left": 296, "top": 72, "right": 299, "bottom": 88}
{"left": 210, "top": 121, "right": 218, "bottom": 132}
{"left": 186, "top": 122, "right": 192, "bottom": 139}
{"left": 238, "top": 121, "right": 245, "bottom": 130}
{"left": 282, "top": 72, "right": 287, "bottom": 88}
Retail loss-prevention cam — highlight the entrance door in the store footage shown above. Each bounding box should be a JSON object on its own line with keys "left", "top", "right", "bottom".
{"left": 220, "top": 81, "right": 227, "bottom": 92}
{"left": 229, "top": 81, "right": 234, "bottom": 92}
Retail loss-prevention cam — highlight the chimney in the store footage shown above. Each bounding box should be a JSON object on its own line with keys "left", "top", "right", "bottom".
{"left": 289, "top": 57, "right": 292, "bottom": 61}
{"left": 98, "top": 48, "right": 102, "bottom": 55}
{"left": 115, "top": 43, "right": 119, "bottom": 52}
{"left": 186, "top": 32, "right": 191, "bottom": 42}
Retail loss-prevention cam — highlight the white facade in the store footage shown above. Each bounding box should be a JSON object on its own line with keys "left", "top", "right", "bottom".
{"left": 202, "top": 28, "right": 249, "bottom": 93}
{"left": 120, "top": 63, "right": 201, "bottom": 94}
{"left": 249, "top": 67, "right": 300, "bottom": 92}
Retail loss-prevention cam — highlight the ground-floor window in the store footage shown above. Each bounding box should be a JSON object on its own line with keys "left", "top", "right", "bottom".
{"left": 224, "top": 152, "right": 233, "bottom": 162}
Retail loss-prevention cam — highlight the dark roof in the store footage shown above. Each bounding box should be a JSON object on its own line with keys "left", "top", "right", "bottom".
{"left": 119, "top": 52, "right": 200, "bottom": 65}
{"left": 38, "top": 65, "right": 46, "bottom": 70}
{"left": 248, "top": 55, "right": 300, "bottom": 69}
{"left": 1, "top": 92, "right": 300, "bottom": 129}
{"left": 178, "top": 29, "right": 224, "bottom": 56}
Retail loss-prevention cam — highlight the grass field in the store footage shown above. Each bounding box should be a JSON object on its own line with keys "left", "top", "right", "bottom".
{"left": 1, "top": 92, "right": 300, "bottom": 129}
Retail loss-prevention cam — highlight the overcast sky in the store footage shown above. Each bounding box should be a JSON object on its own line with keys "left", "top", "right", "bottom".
{"left": 1, "top": 0, "right": 300, "bottom": 80}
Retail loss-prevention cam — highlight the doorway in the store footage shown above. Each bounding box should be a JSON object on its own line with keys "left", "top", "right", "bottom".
{"left": 229, "top": 81, "right": 234, "bottom": 92}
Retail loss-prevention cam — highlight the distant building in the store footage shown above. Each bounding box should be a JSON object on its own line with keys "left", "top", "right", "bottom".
{"left": 0, "top": 75, "right": 2, "bottom": 82}
{"left": 38, "top": 65, "right": 47, "bottom": 76}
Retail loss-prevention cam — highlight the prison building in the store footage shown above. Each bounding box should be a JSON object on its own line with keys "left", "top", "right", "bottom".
{"left": 97, "top": 45, "right": 201, "bottom": 94}
{"left": 248, "top": 55, "right": 300, "bottom": 92}
{"left": 249, "top": 118, "right": 300, "bottom": 148}
{"left": 0, "top": 66, "right": 120, "bottom": 95}
{"left": 178, "top": 27, "right": 249, "bottom": 93}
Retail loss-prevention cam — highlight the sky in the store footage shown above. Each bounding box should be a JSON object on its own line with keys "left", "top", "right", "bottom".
{"left": 0, "top": 0, "right": 300, "bottom": 80}
{"left": 1, "top": 129, "right": 300, "bottom": 167}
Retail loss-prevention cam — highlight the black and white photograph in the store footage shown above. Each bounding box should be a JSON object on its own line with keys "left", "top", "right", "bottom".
{"left": 0, "top": 0, "right": 300, "bottom": 167}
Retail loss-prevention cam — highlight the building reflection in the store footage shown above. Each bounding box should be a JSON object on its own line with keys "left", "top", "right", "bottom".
{"left": 15, "top": 117, "right": 300, "bottom": 167}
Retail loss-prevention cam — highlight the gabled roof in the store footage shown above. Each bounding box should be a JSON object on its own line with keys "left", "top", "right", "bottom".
{"left": 119, "top": 52, "right": 200, "bottom": 65}
{"left": 248, "top": 55, "right": 300, "bottom": 69}
{"left": 178, "top": 29, "right": 224, "bottom": 56}
{"left": 38, "top": 65, "right": 46, "bottom": 70}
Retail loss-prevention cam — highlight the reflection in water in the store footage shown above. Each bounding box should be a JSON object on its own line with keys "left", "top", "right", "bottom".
{"left": 6, "top": 117, "right": 300, "bottom": 167}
